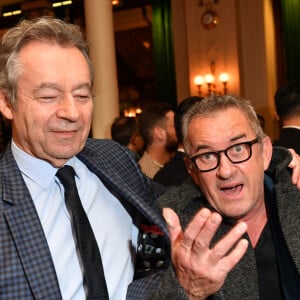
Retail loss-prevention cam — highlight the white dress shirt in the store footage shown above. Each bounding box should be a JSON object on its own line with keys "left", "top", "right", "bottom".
{"left": 11, "top": 141, "right": 138, "bottom": 299}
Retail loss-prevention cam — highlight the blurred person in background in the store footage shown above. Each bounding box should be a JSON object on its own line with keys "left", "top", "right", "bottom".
{"left": 111, "top": 116, "right": 144, "bottom": 161}
{"left": 273, "top": 80, "right": 300, "bottom": 153}
{"left": 138, "top": 102, "right": 178, "bottom": 178}
{"left": 154, "top": 96, "right": 203, "bottom": 186}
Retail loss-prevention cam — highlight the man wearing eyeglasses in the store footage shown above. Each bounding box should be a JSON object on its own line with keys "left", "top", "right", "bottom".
{"left": 154, "top": 95, "right": 300, "bottom": 299}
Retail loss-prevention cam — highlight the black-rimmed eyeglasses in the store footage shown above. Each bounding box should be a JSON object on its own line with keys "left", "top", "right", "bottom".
{"left": 189, "top": 138, "right": 259, "bottom": 172}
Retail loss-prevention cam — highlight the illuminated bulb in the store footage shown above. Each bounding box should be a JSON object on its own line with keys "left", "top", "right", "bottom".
{"left": 136, "top": 107, "right": 142, "bottom": 114}
{"left": 219, "top": 72, "right": 229, "bottom": 83}
{"left": 194, "top": 75, "right": 204, "bottom": 96}
{"left": 204, "top": 73, "right": 215, "bottom": 84}
{"left": 219, "top": 72, "right": 229, "bottom": 94}
{"left": 194, "top": 75, "right": 204, "bottom": 86}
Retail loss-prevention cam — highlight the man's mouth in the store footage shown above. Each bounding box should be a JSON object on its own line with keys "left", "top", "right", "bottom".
{"left": 52, "top": 130, "right": 79, "bottom": 139}
{"left": 220, "top": 184, "right": 243, "bottom": 195}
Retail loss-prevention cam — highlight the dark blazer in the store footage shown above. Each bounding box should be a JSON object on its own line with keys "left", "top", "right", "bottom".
{"left": 153, "top": 147, "right": 300, "bottom": 299}
{"left": 0, "top": 138, "right": 169, "bottom": 299}
{"left": 154, "top": 150, "right": 189, "bottom": 187}
{"left": 273, "top": 127, "right": 300, "bottom": 154}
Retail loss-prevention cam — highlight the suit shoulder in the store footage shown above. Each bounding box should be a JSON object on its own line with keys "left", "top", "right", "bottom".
{"left": 80, "top": 138, "right": 142, "bottom": 174}
{"left": 155, "top": 178, "right": 200, "bottom": 210}
{"left": 84, "top": 138, "right": 132, "bottom": 158}
{"left": 86, "top": 138, "right": 121, "bottom": 150}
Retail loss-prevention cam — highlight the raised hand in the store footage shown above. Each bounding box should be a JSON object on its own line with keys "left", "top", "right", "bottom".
{"left": 288, "top": 148, "right": 300, "bottom": 188}
{"left": 163, "top": 207, "right": 248, "bottom": 299}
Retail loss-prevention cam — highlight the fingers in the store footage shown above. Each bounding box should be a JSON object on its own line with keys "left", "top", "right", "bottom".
{"left": 191, "top": 212, "right": 222, "bottom": 253}
{"left": 182, "top": 208, "right": 215, "bottom": 250}
{"left": 211, "top": 221, "right": 248, "bottom": 272}
{"left": 178, "top": 208, "right": 248, "bottom": 270}
{"left": 164, "top": 207, "right": 249, "bottom": 298}
{"left": 163, "top": 207, "right": 246, "bottom": 259}
{"left": 163, "top": 207, "right": 183, "bottom": 244}
{"left": 288, "top": 148, "right": 300, "bottom": 186}
{"left": 164, "top": 207, "right": 218, "bottom": 251}
{"left": 222, "top": 238, "right": 249, "bottom": 270}
{"left": 212, "top": 221, "right": 247, "bottom": 259}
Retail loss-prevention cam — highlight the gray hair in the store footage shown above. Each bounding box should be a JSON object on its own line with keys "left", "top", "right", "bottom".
{"left": 0, "top": 17, "right": 93, "bottom": 106}
{"left": 182, "top": 95, "right": 265, "bottom": 155}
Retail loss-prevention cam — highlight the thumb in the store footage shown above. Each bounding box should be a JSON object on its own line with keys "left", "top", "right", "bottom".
{"left": 163, "top": 207, "right": 183, "bottom": 245}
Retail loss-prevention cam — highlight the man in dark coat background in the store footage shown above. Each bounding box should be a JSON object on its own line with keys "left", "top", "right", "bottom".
{"left": 273, "top": 80, "right": 300, "bottom": 153}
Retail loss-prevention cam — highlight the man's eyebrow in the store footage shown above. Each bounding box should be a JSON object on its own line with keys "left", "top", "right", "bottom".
{"left": 72, "top": 83, "right": 92, "bottom": 91}
{"left": 194, "top": 134, "right": 248, "bottom": 153}
{"left": 195, "top": 144, "right": 210, "bottom": 152}
{"left": 33, "top": 82, "right": 92, "bottom": 91}
{"left": 33, "top": 83, "right": 61, "bottom": 91}
{"left": 230, "top": 134, "right": 247, "bottom": 143}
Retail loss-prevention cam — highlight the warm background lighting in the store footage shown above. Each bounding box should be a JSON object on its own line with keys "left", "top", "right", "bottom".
{"left": 194, "top": 75, "right": 204, "bottom": 96}
{"left": 124, "top": 107, "right": 142, "bottom": 117}
{"left": 194, "top": 64, "right": 230, "bottom": 96}
{"left": 219, "top": 72, "right": 229, "bottom": 83}
{"left": 204, "top": 73, "right": 215, "bottom": 84}
{"left": 194, "top": 75, "right": 204, "bottom": 86}
{"left": 219, "top": 72, "right": 229, "bottom": 94}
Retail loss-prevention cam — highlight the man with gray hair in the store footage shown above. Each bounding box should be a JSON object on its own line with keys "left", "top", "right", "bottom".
{"left": 0, "top": 16, "right": 171, "bottom": 299}
{"left": 156, "top": 95, "right": 300, "bottom": 299}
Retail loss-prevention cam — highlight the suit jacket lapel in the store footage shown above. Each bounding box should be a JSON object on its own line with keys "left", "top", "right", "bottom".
{"left": 275, "top": 181, "right": 300, "bottom": 273}
{"left": 0, "top": 147, "right": 62, "bottom": 299}
{"left": 269, "top": 147, "right": 300, "bottom": 273}
{"left": 77, "top": 144, "right": 169, "bottom": 237}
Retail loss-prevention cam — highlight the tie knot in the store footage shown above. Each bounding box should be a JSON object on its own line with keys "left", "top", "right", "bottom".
{"left": 56, "top": 165, "right": 76, "bottom": 187}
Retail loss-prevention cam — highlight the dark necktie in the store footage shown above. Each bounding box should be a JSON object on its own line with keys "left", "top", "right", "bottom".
{"left": 56, "top": 165, "right": 109, "bottom": 300}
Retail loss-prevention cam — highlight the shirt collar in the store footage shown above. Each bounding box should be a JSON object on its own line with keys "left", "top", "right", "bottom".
{"left": 11, "top": 140, "right": 76, "bottom": 190}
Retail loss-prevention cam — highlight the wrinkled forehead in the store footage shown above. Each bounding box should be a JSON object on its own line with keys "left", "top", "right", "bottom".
{"left": 187, "top": 108, "right": 255, "bottom": 147}
{"left": 190, "top": 107, "right": 252, "bottom": 129}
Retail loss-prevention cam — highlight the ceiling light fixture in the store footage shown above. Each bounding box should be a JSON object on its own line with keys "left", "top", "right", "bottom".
{"left": 3, "top": 9, "right": 22, "bottom": 17}
{"left": 52, "top": 0, "right": 72, "bottom": 8}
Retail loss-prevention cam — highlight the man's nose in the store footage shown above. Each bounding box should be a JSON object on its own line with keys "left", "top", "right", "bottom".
{"left": 57, "top": 94, "right": 80, "bottom": 121}
{"left": 216, "top": 152, "right": 235, "bottom": 179}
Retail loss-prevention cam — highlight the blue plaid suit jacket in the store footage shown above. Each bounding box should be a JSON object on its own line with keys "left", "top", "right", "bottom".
{"left": 0, "top": 138, "right": 169, "bottom": 299}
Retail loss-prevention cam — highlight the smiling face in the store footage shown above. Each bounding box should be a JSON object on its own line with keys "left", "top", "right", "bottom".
{"left": 0, "top": 41, "right": 93, "bottom": 167}
{"left": 186, "top": 107, "right": 272, "bottom": 221}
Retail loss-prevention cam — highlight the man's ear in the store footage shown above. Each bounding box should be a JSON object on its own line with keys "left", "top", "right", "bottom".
{"left": 153, "top": 126, "right": 165, "bottom": 141}
{"left": 0, "top": 93, "right": 13, "bottom": 120}
{"left": 262, "top": 136, "right": 273, "bottom": 171}
{"left": 184, "top": 157, "right": 200, "bottom": 184}
{"left": 130, "top": 133, "right": 139, "bottom": 146}
{"left": 184, "top": 157, "right": 194, "bottom": 175}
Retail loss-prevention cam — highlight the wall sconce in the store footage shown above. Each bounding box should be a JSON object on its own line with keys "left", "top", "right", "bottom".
{"left": 124, "top": 107, "right": 142, "bottom": 117}
{"left": 194, "top": 62, "right": 229, "bottom": 96}
{"left": 204, "top": 73, "right": 215, "bottom": 96}
{"left": 194, "top": 72, "right": 229, "bottom": 96}
{"left": 193, "top": 75, "right": 204, "bottom": 97}
{"left": 219, "top": 72, "right": 229, "bottom": 94}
